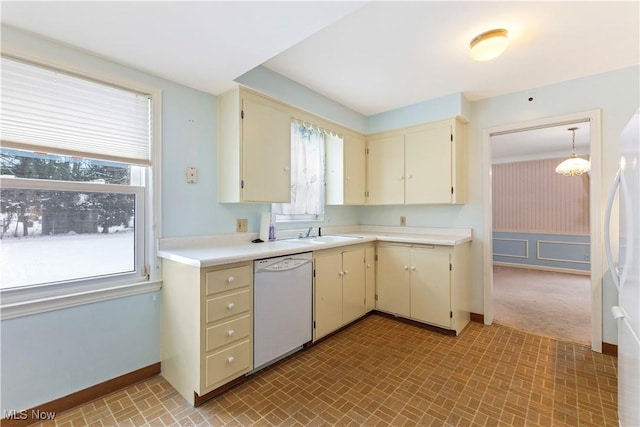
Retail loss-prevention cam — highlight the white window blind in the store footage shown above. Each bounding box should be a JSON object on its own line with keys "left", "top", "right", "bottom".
{"left": 0, "top": 56, "right": 151, "bottom": 165}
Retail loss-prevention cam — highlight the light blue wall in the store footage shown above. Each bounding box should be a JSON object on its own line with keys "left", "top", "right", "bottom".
{"left": 236, "top": 65, "right": 367, "bottom": 133}
{"left": 1, "top": 292, "right": 160, "bottom": 411}
{"left": 366, "top": 92, "right": 466, "bottom": 133}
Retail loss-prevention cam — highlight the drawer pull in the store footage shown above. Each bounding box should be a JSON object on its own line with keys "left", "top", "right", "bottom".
{"left": 403, "top": 265, "right": 409, "bottom": 270}
{"left": 411, "top": 266, "right": 416, "bottom": 271}
{"left": 228, "top": 356, "right": 234, "bottom": 364}
{"left": 228, "top": 329, "right": 235, "bottom": 337}
{"left": 367, "top": 263, "right": 371, "bottom": 268}
{"left": 227, "top": 276, "right": 235, "bottom": 284}
{"left": 343, "top": 270, "right": 349, "bottom": 275}
{"left": 227, "top": 303, "right": 235, "bottom": 310}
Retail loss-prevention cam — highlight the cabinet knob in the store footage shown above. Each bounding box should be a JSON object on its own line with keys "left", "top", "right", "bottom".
{"left": 228, "top": 329, "right": 235, "bottom": 337}
{"left": 343, "top": 270, "right": 349, "bottom": 275}
{"left": 284, "top": 167, "right": 290, "bottom": 172}
{"left": 228, "top": 356, "right": 235, "bottom": 364}
{"left": 227, "top": 276, "right": 235, "bottom": 284}
{"left": 411, "top": 266, "right": 416, "bottom": 271}
{"left": 338, "top": 272, "right": 344, "bottom": 277}
{"left": 367, "top": 264, "right": 371, "bottom": 268}
{"left": 408, "top": 175, "right": 413, "bottom": 179}
{"left": 227, "top": 303, "right": 235, "bottom": 310}
{"left": 403, "top": 266, "right": 409, "bottom": 270}
{"left": 347, "top": 176, "right": 351, "bottom": 180}
{"left": 400, "top": 176, "right": 404, "bottom": 180}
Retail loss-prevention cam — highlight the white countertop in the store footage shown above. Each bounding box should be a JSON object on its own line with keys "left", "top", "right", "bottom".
{"left": 157, "top": 226, "right": 472, "bottom": 268}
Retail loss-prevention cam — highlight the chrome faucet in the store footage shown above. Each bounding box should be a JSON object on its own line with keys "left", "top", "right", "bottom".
{"left": 305, "top": 227, "right": 313, "bottom": 238}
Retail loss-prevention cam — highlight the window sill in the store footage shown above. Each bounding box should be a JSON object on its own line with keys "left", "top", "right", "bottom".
{"left": 0, "top": 280, "right": 161, "bottom": 320}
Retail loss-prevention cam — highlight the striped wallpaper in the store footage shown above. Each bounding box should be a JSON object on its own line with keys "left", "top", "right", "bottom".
{"left": 492, "top": 157, "right": 590, "bottom": 234}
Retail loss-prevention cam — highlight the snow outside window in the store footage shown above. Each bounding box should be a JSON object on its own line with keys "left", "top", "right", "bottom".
{"left": 0, "top": 56, "right": 153, "bottom": 305}
{"left": 272, "top": 122, "right": 330, "bottom": 222}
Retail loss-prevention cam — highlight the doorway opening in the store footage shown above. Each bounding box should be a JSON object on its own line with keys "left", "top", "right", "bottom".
{"left": 491, "top": 123, "right": 591, "bottom": 345}
{"left": 482, "top": 110, "right": 603, "bottom": 352}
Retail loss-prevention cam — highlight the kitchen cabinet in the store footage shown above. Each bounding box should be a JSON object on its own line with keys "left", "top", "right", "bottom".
{"left": 376, "top": 242, "right": 471, "bottom": 335}
{"left": 218, "top": 86, "right": 291, "bottom": 203}
{"left": 366, "top": 117, "right": 466, "bottom": 205}
{"left": 314, "top": 246, "right": 367, "bottom": 340}
{"left": 326, "top": 132, "right": 366, "bottom": 205}
{"left": 366, "top": 134, "right": 405, "bottom": 205}
{"left": 161, "top": 260, "right": 253, "bottom": 405}
{"left": 365, "top": 246, "right": 376, "bottom": 312}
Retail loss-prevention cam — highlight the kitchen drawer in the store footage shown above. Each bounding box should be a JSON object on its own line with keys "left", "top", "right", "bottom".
{"left": 204, "top": 339, "right": 251, "bottom": 389}
{"left": 206, "top": 289, "right": 250, "bottom": 324}
{"left": 205, "top": 315, "right": 250, "bottom": 352}
{"left": 205, "top": 264, "right": 252, "bottom": 296}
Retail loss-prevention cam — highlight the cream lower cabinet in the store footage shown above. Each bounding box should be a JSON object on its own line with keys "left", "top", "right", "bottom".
{"left": 314, "top": 246, "right": 369, "bottom": 340}
{"left": 162, "top": 260, "right": 253, "bottom": 405}
{"left": 376, "top": 242, "right": 471, "bottom": 335}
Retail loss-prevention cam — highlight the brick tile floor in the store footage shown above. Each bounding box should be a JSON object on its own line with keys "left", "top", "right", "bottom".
{"left": 33, "top": 314, "right": 618, "bottom": 426}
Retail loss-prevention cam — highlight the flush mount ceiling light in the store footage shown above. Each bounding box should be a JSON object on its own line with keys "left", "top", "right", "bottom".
{"left": 469, "top": 29, "right": 508, "bottom": 61}
{"left": 555, "top": 127, "right": 591, "bottom": 176}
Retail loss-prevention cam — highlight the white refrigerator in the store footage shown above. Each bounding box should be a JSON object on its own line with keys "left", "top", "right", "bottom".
{"left": 606, "top": 110, "right": 640, "bottom": 427}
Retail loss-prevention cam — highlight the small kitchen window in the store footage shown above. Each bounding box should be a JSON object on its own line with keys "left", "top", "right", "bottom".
{"left": 272, "top": 121, "right": 338, "bottom": 222}
{"left": 0, "top": 56, "right": 156, "bottom": 313}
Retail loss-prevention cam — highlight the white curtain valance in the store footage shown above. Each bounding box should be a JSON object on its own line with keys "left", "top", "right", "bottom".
{"left": 292, "top": 118, "right": 342, "bottom": 139}
{"left": 0, "top": 56, "right": 151, "bottom": 165}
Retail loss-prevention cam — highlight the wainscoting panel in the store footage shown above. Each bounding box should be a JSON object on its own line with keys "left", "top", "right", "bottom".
{"left": 493, "top": 232, "right": 590, "bottom": 272}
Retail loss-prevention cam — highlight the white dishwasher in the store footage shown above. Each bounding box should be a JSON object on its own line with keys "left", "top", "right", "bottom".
{"left": 253, "top": 252, "right": 313, "bottom": 371}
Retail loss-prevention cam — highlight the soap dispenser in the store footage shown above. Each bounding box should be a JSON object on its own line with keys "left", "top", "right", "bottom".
{"left": 268, "top": 214, "right": 276, "bottom": 241}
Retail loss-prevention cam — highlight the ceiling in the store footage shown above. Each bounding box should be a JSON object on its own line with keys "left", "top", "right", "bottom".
{"left": 0, "top": 1, "right": 637, "bottom": 161}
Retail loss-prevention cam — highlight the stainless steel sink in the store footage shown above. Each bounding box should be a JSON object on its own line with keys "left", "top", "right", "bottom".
{"left": 281, "top": 235, "right": 362, "bottom": 245}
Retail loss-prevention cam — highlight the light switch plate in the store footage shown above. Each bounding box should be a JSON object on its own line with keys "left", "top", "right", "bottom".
{"left": 236, "top": 218, "right": 248, "bottom": 232}
{"left": 186, "top": 166, "right": 197, "bottom": 183}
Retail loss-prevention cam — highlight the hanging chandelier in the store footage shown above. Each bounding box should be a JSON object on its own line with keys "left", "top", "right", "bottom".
{"left": 555, "top": 127, "right": 591, "bottom": 176}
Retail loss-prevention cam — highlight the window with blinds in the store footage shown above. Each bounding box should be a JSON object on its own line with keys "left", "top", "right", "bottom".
{"left": 0, "top": 56, "right": 153, "bottom": 294}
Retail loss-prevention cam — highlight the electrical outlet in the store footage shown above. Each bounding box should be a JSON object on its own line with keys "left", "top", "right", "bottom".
{"left": 186, "top": 166, "right": 198, "bottom": 183}
{"left": 236, "top": 218, "right": 248, "bottom": 232}
{"left": 400, "top": 216, "right": 406, "bottom": 226}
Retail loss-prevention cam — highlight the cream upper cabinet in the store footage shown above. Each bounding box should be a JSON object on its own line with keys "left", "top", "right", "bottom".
{"left": 218, "top": 87, "right": 291, "bottom": 203}
{"left": 366, "top": 117, "right": 466, "bottom": 205}
{"left": 366, "top": 134, "right": 405, "bottom": 205}
{"left": 314, "top": 246, "right": 367, "bottom": 341}
{"left": 326, "top": 132, "right": 366, "bottom": 205}
{"left": 376, "top": 242, "right": 471, "bottom": 335}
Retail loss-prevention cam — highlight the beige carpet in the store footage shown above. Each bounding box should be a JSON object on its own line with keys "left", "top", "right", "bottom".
{"left": 493, "top": 265, "right": 591, "bottom": 345}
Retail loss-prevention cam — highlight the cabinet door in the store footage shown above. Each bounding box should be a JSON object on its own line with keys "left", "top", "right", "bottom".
{"left": 405, "top": 124, "right": 452, "bottom": 204}
{"left": 314, "top": 253, "right": 344, "bottom": 340}
{"left": 409, "top": 248, "right": 451, "bottom": 327}
{"left": 376, "top": 246, "right": 410, "bottom": 317}
{"left": 365, "top": 246, "right": 376, "bottom": 312}
{"left": 241, "top": 93, "right": 291, "bottom": 202}
{"left": 367, "top": 135, "right": 404, "bottom": 205}
{"left": 342, "top": 248, "right": 365, "bottom": 324}
{"left": 344, "top": 134, "right": 366, "bottom": 205}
